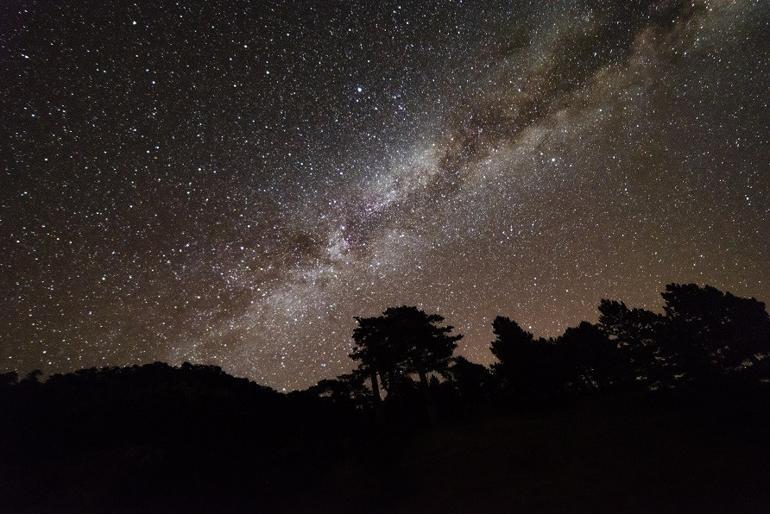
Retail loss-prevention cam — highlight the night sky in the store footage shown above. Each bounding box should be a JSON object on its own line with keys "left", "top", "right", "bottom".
{"left": 2, "top": 0, "right": 768, "bottom": 390}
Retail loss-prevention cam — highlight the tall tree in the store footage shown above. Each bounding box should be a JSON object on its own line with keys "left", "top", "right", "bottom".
{"left": 351, "top": 315, "right": 392, "bottom": 421}
{"left": 351, "top": 306, "right": 461, "bottom": 423}
{"left": 380, "top": 306, "right": 462, "bottom": 423}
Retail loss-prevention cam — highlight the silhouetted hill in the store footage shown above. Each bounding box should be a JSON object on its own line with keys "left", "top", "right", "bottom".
{"left": 0, "top": 363, "right": 366, "bottom": 514}
{"left": 2, "top": 284, "right": 770, "bottom": 513}
{"left": 2, "top": 363, "right": 770, "bottom": 513}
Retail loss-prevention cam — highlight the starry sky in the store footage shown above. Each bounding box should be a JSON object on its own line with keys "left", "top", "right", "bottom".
{"left": 1, "top": 0, "right": 768, "bottom": 390}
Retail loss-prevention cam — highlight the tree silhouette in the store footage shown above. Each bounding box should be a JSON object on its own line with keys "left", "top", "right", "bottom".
{"left": 444, "top": 356, "right": 493, "bottom": 405}
{"left": 350, "top": 306, "right": 461, "bottom": 423}
{"left": 598, "top": 299, "right": 673, "bottom": 389}
{"left": 661, "top": 283, "right": 770, "bottom": 382}
{"left": 490, "top": 316, "right": 559, "bottom": 399}
{"left": 385, "top": 306, "right": 462, "bottom": 422}
{"left": 306, "top": 371, "right": 370, "bottom": 409}
{"left": 350, "top": 315, "right": 392, "bottom": 421}
{"left": 556, "top": 321, "right": 628, "bottom": 393}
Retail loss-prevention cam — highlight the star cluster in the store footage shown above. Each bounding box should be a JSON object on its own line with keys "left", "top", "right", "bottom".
{"left": 2, "top": 0, "right": 768, "bottom": 389}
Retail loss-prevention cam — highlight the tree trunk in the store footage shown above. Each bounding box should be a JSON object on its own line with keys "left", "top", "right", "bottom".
{"left": 370, "top": 369, "right": 384, "bottom": 425}
{"left": 418, "top": 369, "right": 437, "bottom": 426}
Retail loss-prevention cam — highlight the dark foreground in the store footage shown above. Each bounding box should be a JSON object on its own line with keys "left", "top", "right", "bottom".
{"left": 1, "top": 365, "right": 769, "bottom": 514}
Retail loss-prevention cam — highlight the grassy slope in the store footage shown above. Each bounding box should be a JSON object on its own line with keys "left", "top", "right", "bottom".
{"left": 283, "top": 393, "right": 770, "bottom": 514}
{"left": 3, "top": 390, "right": 770, "bottom": 514}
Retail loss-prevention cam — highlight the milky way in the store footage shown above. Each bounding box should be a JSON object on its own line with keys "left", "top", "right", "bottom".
{"left": 2, "top": 0, "right": 768, "bottom": 389}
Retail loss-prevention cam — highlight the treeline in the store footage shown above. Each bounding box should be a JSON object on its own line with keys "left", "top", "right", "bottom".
{"left": 307, "top": 283, "right": 770, "bottom": 422}
{"left": 1, "top": 283, "right": 769, "bottom": 513}
{"left": 1, "top": 283, "right": 769, "bottom": 421}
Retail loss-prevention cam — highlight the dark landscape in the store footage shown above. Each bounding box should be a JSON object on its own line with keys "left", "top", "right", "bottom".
{"left": 2, "top": 0, "right": 769, "bottom": 512}
{"left": 2, "top": 284, "right": 770, "bottom": 513}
